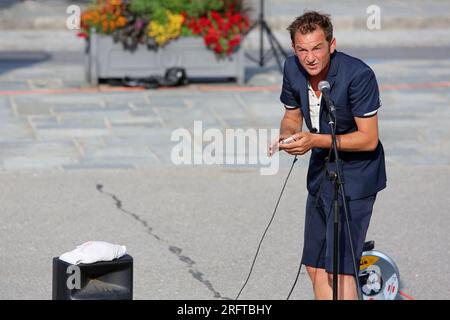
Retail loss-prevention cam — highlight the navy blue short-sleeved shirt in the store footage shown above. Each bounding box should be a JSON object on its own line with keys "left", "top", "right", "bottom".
{"left": 280, "top": 51, "right": 386, "bottom": 200}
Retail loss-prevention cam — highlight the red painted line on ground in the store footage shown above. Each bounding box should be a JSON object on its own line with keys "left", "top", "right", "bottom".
{"left": 398, "top": 290, "right": 415, "bottom": 300}
{"left": 0, "top": 86, "right": 147, "bottom": 96}
{"left": 0, "top": 81, "right": 449, "bottom": 96}
{"left": 195, "top": 84, "right": 281, "bottom": 92}
{"left": 380, "top": 81, "right": 450, "bottom": 90}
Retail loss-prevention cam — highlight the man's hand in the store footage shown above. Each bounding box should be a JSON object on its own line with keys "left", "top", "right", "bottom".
{"left": 268, "top": 133, "right": 292, "bottom": 157}
{"left": 270, "top": 108, "right": 304, "bottom": 156}
{"left": 279, "top": 132, "right": 316, "bottom": 155}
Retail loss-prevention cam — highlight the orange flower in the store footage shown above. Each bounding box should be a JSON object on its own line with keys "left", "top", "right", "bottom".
{"left": 106, "top": 5, "right": 115, "bottom": 15}
{"left": 117, "top": 16, "right": 127, "bottom": 27}
{"left": 92, "top": 12, "right": 100, "bottom": 24}
{"left": 81, "top": 12, "right": 91, "bottom": 21}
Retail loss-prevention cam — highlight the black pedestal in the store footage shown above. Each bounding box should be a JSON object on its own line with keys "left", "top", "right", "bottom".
{"left": 52, "top": 254, "right": 133, "bottom": 300}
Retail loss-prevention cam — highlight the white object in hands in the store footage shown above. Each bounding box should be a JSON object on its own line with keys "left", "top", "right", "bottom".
{"left": 269, "top": 137, "right": 279, "bottom": 156}
{"left": 280, "top": 135, "right": 296, "bottom": 144}
{"left": 59, "top": 241, "right": 127, "bottom": 265}
{"left": 269, "top": 134, "right": 298, "bottom": 156}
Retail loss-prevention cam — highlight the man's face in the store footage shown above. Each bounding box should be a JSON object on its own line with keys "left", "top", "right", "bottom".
{"left": 292, "top": 28, "right": 336, "bottom": 77}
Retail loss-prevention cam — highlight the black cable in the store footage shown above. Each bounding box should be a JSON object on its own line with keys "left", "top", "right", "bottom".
{"left": 236, "top": 143, "right": 359, "bottom": 300}
{"left": 338, "top": 182, "right": 363, "bottom": 300}
{"left": 285, "top": 120, "right": 360, "bottom": 301}
{"left": 286, "top": 254, "right": 303, "bottom": 300}
{"left": 286, "top": 148, "right": 332, "bottom": 300}
{"left": 235, "top": 155, "right": 298, "bottom": 300}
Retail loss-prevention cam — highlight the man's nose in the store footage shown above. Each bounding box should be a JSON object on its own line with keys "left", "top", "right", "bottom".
{"left": 305, "top": 52, "right": 315, "bottom": 63}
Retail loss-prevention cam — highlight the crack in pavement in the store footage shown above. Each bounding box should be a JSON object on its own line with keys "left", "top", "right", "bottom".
{"left": 96, "top": 183, "right": 230, "bottom": 300}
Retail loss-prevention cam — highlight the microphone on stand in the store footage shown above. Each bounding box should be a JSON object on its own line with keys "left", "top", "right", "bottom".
{"left": 318, "top": 81, "right": 336, "bottom": 122}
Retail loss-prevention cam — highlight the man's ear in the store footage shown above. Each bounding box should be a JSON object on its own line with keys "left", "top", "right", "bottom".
{"left": 329, "top": 37, "right": 336, "bottom": 54}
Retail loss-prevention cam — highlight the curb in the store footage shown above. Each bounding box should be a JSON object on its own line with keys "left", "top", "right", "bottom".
{"left": 1, "top": 15, "right": 450, "bottom": 31}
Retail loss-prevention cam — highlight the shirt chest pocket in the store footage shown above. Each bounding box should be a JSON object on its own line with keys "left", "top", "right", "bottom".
{"left": 334, "top": 101, "right": 357, "bottom": 133}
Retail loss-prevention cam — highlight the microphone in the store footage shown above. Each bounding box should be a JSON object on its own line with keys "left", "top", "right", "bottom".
{"left": 318, "top": 81, "right": 336, "bottom": 121}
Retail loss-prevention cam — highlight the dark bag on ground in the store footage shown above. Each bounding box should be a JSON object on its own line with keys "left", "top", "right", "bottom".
{"left": 107, "top": 67, "right": 188, "bottom": 89}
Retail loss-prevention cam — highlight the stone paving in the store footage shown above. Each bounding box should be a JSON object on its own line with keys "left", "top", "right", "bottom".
{"left": 1, "top": 52, "right": 450, "bottom": 172}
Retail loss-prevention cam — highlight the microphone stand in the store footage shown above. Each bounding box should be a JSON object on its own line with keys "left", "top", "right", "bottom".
{"left": 244, "top": 0, "right": 288, "bottom": 73}
{"left": 324, "top": 101, "right": 363, "bottom": 301}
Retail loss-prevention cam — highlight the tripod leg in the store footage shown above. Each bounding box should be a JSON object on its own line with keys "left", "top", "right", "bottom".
{"left": 244, "top": 21, "right": 259, "bottom": 37}
{"left": 264, "top": 22, "right": 289, "bottom": 59}
{"left": 258, "top": 0, "right": 264, "bottom": 66}
{"left": 339, "top": 184, "right": 364, "bottom": 301}
{"left": 259, "top": 19, "right": 264, "bottom": 66}
{"left": 244, "top": 14, "right": 287, "bottom": 70}
{"left": 243, "top": 21, "right": 266, "bottom": 66}
{"left": 262, "top": 21, "right": 284, "bottom": 73}
{"left": 332, "top": 179, "right": 339, "bottom": 300}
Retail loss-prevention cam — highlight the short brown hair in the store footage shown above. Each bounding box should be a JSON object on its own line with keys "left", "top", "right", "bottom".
{"left": 287, "top": 11, "right": 333, "bottom": 43}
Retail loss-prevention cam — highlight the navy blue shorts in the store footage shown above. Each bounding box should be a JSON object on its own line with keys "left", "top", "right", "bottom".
{"left": 301, "top": 180, "right": 376, "bottom": 275}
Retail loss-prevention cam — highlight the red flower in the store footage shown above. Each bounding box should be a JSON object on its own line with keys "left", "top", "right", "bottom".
{"left": 211, "top": 11, "right": 225, "bottom": 29}
{"left": 181, "top": 2, "right": 249, "bottom": 56}
{"left": 223, "top": 22, "right": 231, "bottom": 34}
{"left": 199, "top": 17, "right": 212, "bottom": 29}
{"left": 214, "top": 43, "right": 223, "bottom": 54}
{"left": 187, "top": 18, "right": 201, "bottom": 35}
{"left": 211, "top": 11, "right": 221, "bottom": 22}
{"left": 77, "top": 32, "right": 88, "bottom": 39}
{"left": 204, "top": 27, "right": 220, "bottom": 46}
{"left": 230, "top": 14, "right": 240, "bottom": 25}
{"left": 228, "top": 34, "right": 241, "bottom": 47}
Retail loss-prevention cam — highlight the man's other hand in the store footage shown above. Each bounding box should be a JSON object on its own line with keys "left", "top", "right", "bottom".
{"left": 279, "top": 132, "right": 316, "bottom": 155}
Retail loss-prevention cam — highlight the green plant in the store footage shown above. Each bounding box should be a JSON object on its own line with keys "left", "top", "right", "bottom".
{"left": 130, "top": 0, "right": 226, "bottom": 23}
{"left": 80, "top": 0, "right": 250, "bottom": 56}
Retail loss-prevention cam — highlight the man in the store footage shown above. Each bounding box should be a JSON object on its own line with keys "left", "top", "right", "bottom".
{"left": 270, "top": 11, "right": 386, "bottom": 300}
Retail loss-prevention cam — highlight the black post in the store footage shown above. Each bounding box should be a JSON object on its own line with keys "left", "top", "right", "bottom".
{"left": 325, "top": 94, "right": 363, "bottom": 301}
{"left": 331, "top": 171, "right": 340, "bottom": 300}
{"left": 259, "top": 0, "right": 264, "bottom": 66}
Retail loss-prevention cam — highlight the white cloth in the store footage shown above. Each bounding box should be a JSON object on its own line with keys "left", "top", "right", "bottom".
{"left": 308, "top": 82, "right": 322, "bottom": 133}
{"left": 59, "top": 241, "right": 127, "bottom": 265}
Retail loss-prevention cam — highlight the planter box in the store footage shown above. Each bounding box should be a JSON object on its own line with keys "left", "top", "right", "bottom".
{"left": 85, "top": 29, "right": 245, "bottom": 85}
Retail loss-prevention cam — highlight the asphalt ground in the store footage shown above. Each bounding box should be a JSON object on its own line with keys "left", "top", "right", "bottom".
{"left": 0, "top": 165, "right": 449, "bottom": 300}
